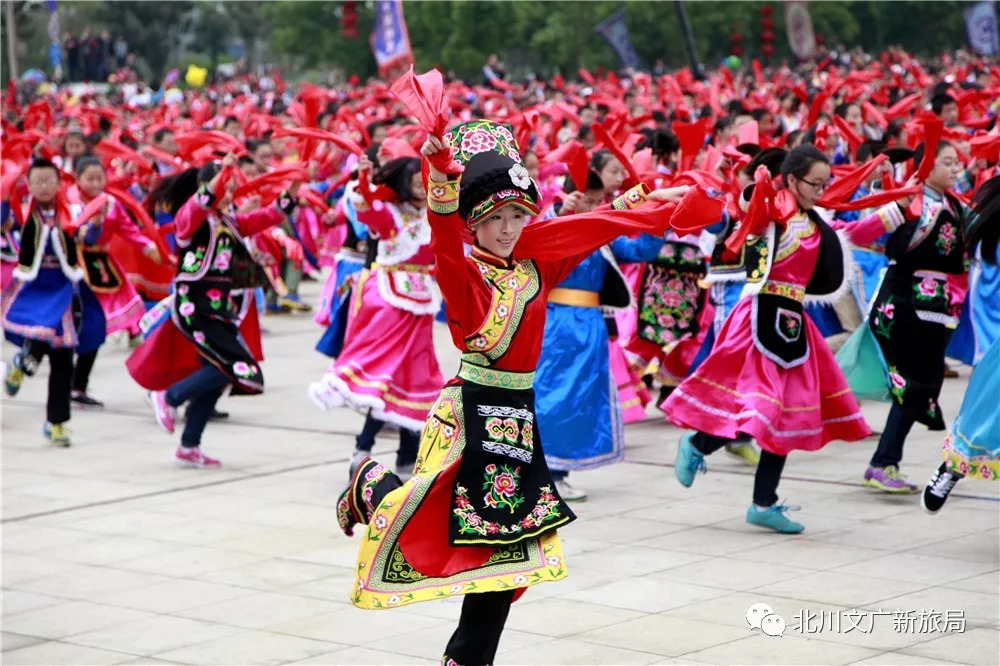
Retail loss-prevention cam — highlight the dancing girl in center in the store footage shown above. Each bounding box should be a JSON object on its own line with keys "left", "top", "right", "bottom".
{"left": 334, "top": 89, "right": 719, "bottom": 664}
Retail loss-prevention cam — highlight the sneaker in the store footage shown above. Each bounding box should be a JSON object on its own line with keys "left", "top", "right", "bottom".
{"left": 555, "top": 477, "right": 587, "bottom": 502}
{"left": 674, "top": 433, "right": 707, "bottom": 488}
{"left": 71, "top": 391, "right": 105, "bottom": 408}
{"left": 150, "top": 390, "right": 177, "bottom": 434}
{"left": 266, "top": 302, "right": 289, "bottom": 315}
{"left": 921, "top": 463, "right": 963, "bottom": 515}
{"left": 280, "top": 294, "right": 313, "bottom": 312}
{"left": 724, "top": 440, "right": 761, "bottom": 465}
{"left": 4, "top": 363, "right": 25, "bottom": 397}
{"left": 862, "top": 465, "right": 919, "bottom": 493}
{"left": 746, "top": 502, "right": 804, "bottom": 534}
{"left": 174, "top": 446, "right": 221, "bottom": 468}
{"left": 43, "top": 421, "right": 71, "bottom": 447}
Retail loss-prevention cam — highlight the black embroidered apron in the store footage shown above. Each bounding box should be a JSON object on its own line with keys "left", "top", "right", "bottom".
{"left": 449, "top": 380, "right": 576, "bottom": 547}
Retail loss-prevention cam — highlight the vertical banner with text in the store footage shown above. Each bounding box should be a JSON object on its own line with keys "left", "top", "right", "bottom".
{"left": 964, "top": 1, "right": 999, "bottom": 56}
{"left": 784, "top": 1, "right": 816, "bottom": 61}
{"left": 595, "top": 8, "right": 641, "bottom": 71}
{"left": 371, "top": 0, "right": 414, "bottom": 79}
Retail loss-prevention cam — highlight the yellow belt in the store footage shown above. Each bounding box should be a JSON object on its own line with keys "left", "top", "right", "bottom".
{"left": 547, "top": 288, "right": 600, "bottom": 308}
{"left": 760, "top": 281, "right": 806, "bottom": 303}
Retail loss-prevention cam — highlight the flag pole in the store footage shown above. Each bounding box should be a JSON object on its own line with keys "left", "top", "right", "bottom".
{"left": 674, "top": 0, "right": 703, "bottom": 80}
{"left": 5, "top": 1, "right": 19, "bottom": 82}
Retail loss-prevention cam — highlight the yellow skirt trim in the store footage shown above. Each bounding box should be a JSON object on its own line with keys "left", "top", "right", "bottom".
{"left": 350, "top": 386, "right": 568, "bottom": 610}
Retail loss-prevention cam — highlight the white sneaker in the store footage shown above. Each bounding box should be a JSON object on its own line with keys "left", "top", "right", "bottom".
{"left": 555, "top": 477, "right": 587, "bottom": 502}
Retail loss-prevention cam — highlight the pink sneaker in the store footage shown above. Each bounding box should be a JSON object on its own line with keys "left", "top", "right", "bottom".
{"left": 151, "top": 391, "right": 176, "bottom": 434}
{"left": 174, "top": 446, "right": 221, "bottom": 468}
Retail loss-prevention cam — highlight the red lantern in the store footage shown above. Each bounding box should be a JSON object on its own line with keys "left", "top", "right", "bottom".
{"left": 761, "top": 30, "right": 775, "bottom": 42}
{"left": 730, "top": 31, "right": 744, "bottom": 56}
{"left": 760, "top": 4, "right": 774, "bottom": 16}
{"left": 762, "top": 43, "right": 775, "bottom": 57}
{"left": 342, "top": 0, "right": 358, "bottom": 38}
{"left": 761, "top": 17, "right": 775, "bottom": 30}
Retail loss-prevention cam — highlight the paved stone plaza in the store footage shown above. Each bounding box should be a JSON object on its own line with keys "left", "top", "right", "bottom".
{"left": 2, "top": 280, "right": 998, "bottom": 665}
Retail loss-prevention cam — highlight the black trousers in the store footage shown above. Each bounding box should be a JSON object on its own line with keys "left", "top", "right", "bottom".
{"left": 692, "top": 431, "right": 786, "bottom": 507}
{"left": 166, "top": 363, "right": 230, "bottom": 448}
{"left": 870, "top": 402, "right": 916, "bottom": 468}
{"left": 21, "top": 341, "right": 74, "bottom": 425}
{"left": 444, "top": 590, "right": 516, "bottom": 666}
{"left": 72, "top": 349, "right": 99, "bottom": 393}
{"left": 355, "top": 412, "right": 420, "bottom": 467}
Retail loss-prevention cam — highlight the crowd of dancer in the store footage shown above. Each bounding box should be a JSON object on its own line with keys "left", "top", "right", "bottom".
{"left": 3, "top": 47, "right": 999, "bottom": 665}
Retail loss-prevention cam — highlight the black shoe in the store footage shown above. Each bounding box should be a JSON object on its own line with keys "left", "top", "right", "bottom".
{"left": 921, "top": 462, "right": 962, "bottom": 515}
{"left": 71, "top": 391, "right": 105, "bottom": 408}
{"left": 209, "top": 409, "right": 229, "bottom": 420}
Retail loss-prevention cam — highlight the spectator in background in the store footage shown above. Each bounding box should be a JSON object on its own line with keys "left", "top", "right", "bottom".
{"left": 63, "top": 33, "right": 80, "bottom": 82}
{"left": 221, "top": 115, "right": 243, "bottom": 139}
{"left": 931, "top": 93, "right": 959, "bottom": 126}
{"left": 482, "top": 53, "right": 505, "bottom": 88}
{"left": 99, "top": 31, "right": 113, "bottom": 81}
{"left": 81, "top": 29, "right": 97, "bottom": 81}
{"left": 113, "top": 35, "right": 129, "bottom": 69}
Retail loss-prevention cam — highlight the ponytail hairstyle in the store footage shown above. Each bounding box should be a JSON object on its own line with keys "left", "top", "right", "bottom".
{"left": 746, "top": 147, "right": 788, "bottom": 180}
{"left": 781, "top": 145, "right": 829, "bottom": 187}
{"left": 967, "top": 176, "right": 1000, "bottom": 265}
{"left": 371, "top": 157, "right": 422, "bottom": 204}
{"left": 145, "top": 162, "right": 220, "bottom": 215}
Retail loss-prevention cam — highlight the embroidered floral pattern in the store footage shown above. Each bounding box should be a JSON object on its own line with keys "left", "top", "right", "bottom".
{"left": 915, "top": 276, "right": 942, "bottom": 301}
{"left": 465, "top": 258, "right": 540, "bottom": 361}
{"left": 508, "top": 163, "right": 531, "bottom": 188}
{"left": 460, "top": 129, "right": 497, "bottom": 156}
{"left": 181, "top": 247, "right": 206, "bottom": 273}
{"left": 942, "top": 433, "right": 1000, "bottom": 481}
{"left": 888, "top": 365, "right": 907, "bottom": 403}
{"left": 232, "top": 361, "right": 257, "bottom": 378}
{"left": 637, "top": 247, "right": 703, "bottom": 347}
{"left": 206, "top": 288, "right": 223, "bottom": 310}
{"left": 453, "top": 484, "right": 562, "bottom": 538}
{"left": 874, "top": 297, "right": 896, "bottom": 339}
{"left": 482, "top": 464, "right": 525, "bottom": 513}
{"left": 935, "top": 222, "right": 957, "bottom": 256}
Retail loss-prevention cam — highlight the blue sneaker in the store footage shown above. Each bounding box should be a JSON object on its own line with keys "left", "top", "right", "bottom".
{"left": 674, "top": 433, "right": 707, "bottom": 488}
{"left": 746, "top": 502, "right": 804, "bottom": 534}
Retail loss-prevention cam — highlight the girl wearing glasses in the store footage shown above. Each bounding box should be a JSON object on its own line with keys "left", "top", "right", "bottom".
{"left": 662, "top": 145, "right": 914, "bottom": 534}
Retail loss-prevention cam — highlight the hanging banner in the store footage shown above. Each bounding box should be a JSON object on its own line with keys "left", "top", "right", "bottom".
{"left": 595, "top": 8, "right": 641, "bottom": 70}
{"left": 371, "top": 0, "right": 414, "bottom": 78}
{"left": 964, "top": 1, "right": 999, "bottom": 56}
{"left": 784, "top": 1, "right": 816, "bottom": 60}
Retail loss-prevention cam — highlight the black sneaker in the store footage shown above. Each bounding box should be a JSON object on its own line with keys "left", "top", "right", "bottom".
{"left": 71, "top": 391, "right": 105, "bottom": 408}
{"left": 921, "top": 462, "right": 963, "bottom": 515}
{"left": 209, "top": 409, "right": 229, "bottom": 420}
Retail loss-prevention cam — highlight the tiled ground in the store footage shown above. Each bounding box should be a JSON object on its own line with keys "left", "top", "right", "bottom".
{"left": 2, "top": 279, "right": 998, "bottom": 665}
